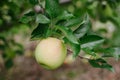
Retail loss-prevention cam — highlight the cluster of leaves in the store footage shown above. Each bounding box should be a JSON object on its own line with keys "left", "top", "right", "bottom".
{"left": 0, "top": 0, "right": 32, "bottom": 69}
{"left": 20, "top": 0, "right": 120, "bottom": 71}
{"left": 0, "top": 0, "right": 32, "bottom": 32}
{"left": 62, "top": 0, "right": 120, "bottom": 46}
{"left": 0, "top": 36, "right": 24, "bottom": 69}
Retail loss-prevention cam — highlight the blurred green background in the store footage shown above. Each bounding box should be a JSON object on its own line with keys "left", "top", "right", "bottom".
{"left": 0, "top": 0, "right": 120, "bottom": 80}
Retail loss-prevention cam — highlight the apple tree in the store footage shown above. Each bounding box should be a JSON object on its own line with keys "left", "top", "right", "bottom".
{"left": 19, "top": 0, "right": 120, "bottom": 71}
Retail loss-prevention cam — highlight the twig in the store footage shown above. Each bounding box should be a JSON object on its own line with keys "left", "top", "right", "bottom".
{"left": 38, "top": 0, "right": 45, "bottom": 14}
{"left": 67, "top": 49, "right": 90, "bottom": 60}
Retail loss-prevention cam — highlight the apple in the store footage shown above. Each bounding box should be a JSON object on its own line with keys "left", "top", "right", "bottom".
{"left": 35, "top": 37, "right": 67, "bottom": 70}
{"left": 64, "top": 54, "right": 75, "bottom": 64}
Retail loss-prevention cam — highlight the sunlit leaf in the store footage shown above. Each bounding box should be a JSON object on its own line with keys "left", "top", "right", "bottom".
{"left": 64, "top": 17, "right": 82, "bottom": 27}
{"left": 57, "top": 11, "right": 74, "bottom": 20}
{"left": 36, "top": 14, "right": 50, "bottom": 24}
{"left": 57, "top": 25, "right": 79, "bottom": 44}
{"left": 74, "top": 14, "right": 91, "bottom": 38}
{"left": 45, "top": 0, "right": 61, "bottom": 18}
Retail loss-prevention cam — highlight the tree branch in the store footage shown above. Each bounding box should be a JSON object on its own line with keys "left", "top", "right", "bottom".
{"left": 67, "top": 49, "right": 90, "bottom": 60}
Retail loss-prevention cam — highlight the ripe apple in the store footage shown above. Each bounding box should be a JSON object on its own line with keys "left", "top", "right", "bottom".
{"left": 35, "top": 37, "right": 67, "bottom": 70}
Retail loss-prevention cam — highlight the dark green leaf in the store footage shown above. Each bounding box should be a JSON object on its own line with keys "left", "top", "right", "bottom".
{"left": 74, "top": 14, "right": 91, "bottom": 38}
{"left": 19, "top": 11, "right": 35, "bottom": 23}
{"left": 45, "top": 0, "right": 61, "bottom": 18}
{"left": 0, "top": 36, "right": 6, "bottom": 42}
{"left": 29, "top": 0, "right": 38, "bottom": 5}
{"left": 24, "top": 11, "right": 36, "bottom": 16}
{"left": 5, "top": 59, "right": 13, "bottom": 69}
{"left": 80, "top": 35, "right": 105, "bottom": 49}
{"left": 0, "top": 45, "right": 5, "bottom": 50}
{"left": 89, "top": 58, "right": 114, "bottom": 72}
{"left": 57, "top": 11, "right": 74, "bottom": 20}
{"left": 19, "top": 16, "right": 32, "bottom": 23}
{"left": 57, "top": 25, "right": 79, "bottom": 44}
{"left": 64, "top": 37, "right": 80, "bottom": 57}
{"left": 36, "top": 14, "right": 50, "bottom": 24}
{"left": 31, "top": 24, "right": 48, "bottom": 40}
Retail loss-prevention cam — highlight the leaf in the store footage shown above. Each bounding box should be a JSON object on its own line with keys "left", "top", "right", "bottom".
{"left": 74, "top": 14, "right": 91, "bottom": 38}
{"left": 14, "top": 43, "right": 24, "bottom": 55}
{"left": 0, "top": 36, "right": 7, "bottom": 45}
{"left": 45, "top": 0, "right": 61, "bottom": 18}
{"left": 57, "top": 11, "right": 74, "bottom": 20}
{"left": 5, "top": 59, "right": 13, "bottom": 69}
{"left": 31, "top": 24, "right": 48, "bottom": 40}
{"left": 19, "top": 11, "right": 35, "bottom": 23}
{"left": 82, "top": 48, "right": 96, "bottom": 56}
{"left": 57, "top": 25, "right": 79, "bottom": 44}
{"left": 36, "top": 14, "right": 50, "bottom": 24}
{"left": 94, "top": 48, "right": 115, "bottom": 57}
{"left": 113, "top": 47, "right": 120, "bottom": 60}
{"left": 64, "top": 37, "right": 80, "bottom": 57}
{"left": 0, "top": 45, "right": 5, "bottom": 50}
{"left": 64, "top": 17, "right": 83, "bottom": 27}
{"left": 80, "top": 35, "right": 105, "bottom": 49}
{"left": 100, "top": 47, "right": 120, "bottom": 60}
{"left": 29, "top": 0, "right": 38, "bottom": 5}
{"left": 89, "top": 58, "right": 114, "bottom": 72}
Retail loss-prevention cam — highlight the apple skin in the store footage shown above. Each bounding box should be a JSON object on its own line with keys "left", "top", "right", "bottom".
{"left": 35, "top": 37, "right": 67, "bottom": 70}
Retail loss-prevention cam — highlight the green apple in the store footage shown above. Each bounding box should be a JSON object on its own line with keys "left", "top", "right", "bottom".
{"left": 35, "top": 37, "right": 67, "bottom": 70}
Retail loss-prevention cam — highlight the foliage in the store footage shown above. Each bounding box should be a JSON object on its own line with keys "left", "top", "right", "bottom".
{"left": 19, "top": 0, "right": 120, "bottom": 71}
{"left": 0, "top": 0, "right": 120, "bottom": 71}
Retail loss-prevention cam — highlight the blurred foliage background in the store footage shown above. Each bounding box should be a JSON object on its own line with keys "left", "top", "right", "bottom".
{"left": 0, "top": 0, "right": 120, "bottom": 80}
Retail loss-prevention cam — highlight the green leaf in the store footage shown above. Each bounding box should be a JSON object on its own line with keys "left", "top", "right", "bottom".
{"left": 14, "top": 43, "right": 24, "bottom": 55}
{"left": 19, "top": 11, "right": 35, "bottom": 23}
{"left": 45, "top": 0, "right": 61, "bottom": 18}
{"left": 57, "top": 25, "right": 79, "bottom": 44}
{"left": 82, "top": 48, "right": 96, "bottom": 56}
{"left": 31, "top": 24, "right": 48, "bottom": 40}
{"left": 94, "top": 48, "right": 114, "bottom": 57}
{"left": 0, "top": 45, "right": 5, "bottom": 50}
{"left": 80, "top": 35, "right": 105, "bottom": 49}
{"left": 64, "top": 37, "right": 80, "bottom": 57}
{"left": 19, "top": 16, "right": 32, "bottom": 23}
{"left": 64, "top": 17, "right": 82, "bottom": 27}
{"left": 100, "top": 47, "right": 120, "bottom": 60}
{"left": 29, "top": 0, "right": 38, "bottom": 5}
{"left": 113, "top": 47, "right": 120, "bottom": 60}
{"left": 36, "top": 14, "right": 50, "bottom": 24}
{"left": 74, "top": 14, "right": 91, "bottom": 38}
{"left": 89, "top": 58, "right": 114, "bottom": 72}
{"left": 5, "top": 59, "right": 13, "bottom": 69}
{"left": 57, "top": 11, "right": 74, "bottom": 20}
